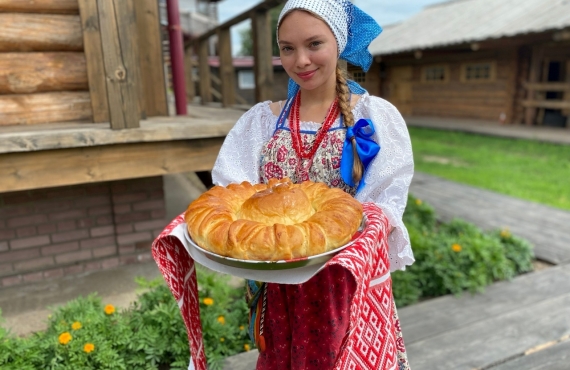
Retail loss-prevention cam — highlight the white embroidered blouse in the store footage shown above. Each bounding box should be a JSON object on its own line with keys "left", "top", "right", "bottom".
{"left": 211, "top": 93, "right": 415, "bottom": 271}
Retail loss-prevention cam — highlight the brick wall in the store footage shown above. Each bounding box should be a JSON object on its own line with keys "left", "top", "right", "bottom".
{"left": 0, "top": 176, "right": 167, "bottom": 288}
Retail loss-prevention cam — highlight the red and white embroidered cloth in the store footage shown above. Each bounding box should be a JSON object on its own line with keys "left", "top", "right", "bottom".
{"left": 152, "top": 202, "right": 404, "bottom": 370}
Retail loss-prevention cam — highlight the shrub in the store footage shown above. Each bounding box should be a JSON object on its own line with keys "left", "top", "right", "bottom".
{"left": 0, "top": 269, "right": 252, "bottom": 370}
{"left": 392, "top": 195, "right": 535, "bottom": 307}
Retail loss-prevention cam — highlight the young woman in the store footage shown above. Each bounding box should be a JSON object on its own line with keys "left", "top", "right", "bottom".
{"left": 211, "top": 0, "right": 414, "bottom": 368}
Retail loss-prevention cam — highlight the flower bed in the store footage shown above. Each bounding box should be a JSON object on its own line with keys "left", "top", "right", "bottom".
{"left": 0, "top": 195, "right": 534, "bottom": 369}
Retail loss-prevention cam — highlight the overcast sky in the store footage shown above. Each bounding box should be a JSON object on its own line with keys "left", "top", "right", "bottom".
{"left": 217, "top": 0, "right": 448, "bottom": 55}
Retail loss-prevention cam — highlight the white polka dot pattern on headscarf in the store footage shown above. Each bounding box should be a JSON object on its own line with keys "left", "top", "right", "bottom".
{"left": 277, "top": 0, "right": 350, "bottom": 54}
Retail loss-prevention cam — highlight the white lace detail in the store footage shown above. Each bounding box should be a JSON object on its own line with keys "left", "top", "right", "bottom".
{"left": 211, "top": 93, "right": 415, "bottom": 271}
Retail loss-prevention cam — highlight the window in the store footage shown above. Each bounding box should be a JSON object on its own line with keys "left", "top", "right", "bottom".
{"left": 422, "top": 65, "right": 448, "bottom": 82}
{"left": 462, "top": 62, "right": 495, "bottom": 82}
{"left": 352, "top": 71, "right": 366, "bottom": 83}
{"left": 238, "top": 70, "right": 255, "bottom": 89}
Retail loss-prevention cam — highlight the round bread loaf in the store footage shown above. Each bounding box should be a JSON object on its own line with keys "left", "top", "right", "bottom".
{"left": 185, "top": 178, "right": 363, "bottom": 261}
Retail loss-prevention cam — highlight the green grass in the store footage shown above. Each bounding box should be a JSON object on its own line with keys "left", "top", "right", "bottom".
{"left": 408, "top": 127, "right": 570, "bottom": 211}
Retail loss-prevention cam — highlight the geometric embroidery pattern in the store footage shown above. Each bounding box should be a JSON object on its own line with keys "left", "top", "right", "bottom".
{"left": 152, "top": 203, "right": 408, "bottom": 370}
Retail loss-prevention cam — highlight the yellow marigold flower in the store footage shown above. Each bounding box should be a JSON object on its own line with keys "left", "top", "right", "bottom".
{"left": 203, "top": 298, "right": 214, "bottom": 306}
{"left": 244, "top": 343, "right": 251, "bottom": 351}
{"left": 83, "top": 343, "right": 95, "bottom": 353}
{"left": 220, "top": 337, "right": 225, "bottom": 342}
{"left": 452, "top": 243, "right": 462, "bottom": 252}
{"left": 71, "top": 321, "right": 82, "bottom": 330}
{"left": 239, "top": 325, "right": 245, "bottom": 331}
{"left": 500, "top": 228, "right": 511, "bottom": 239}
{"left": 58, "top": 332, "right": 72, "bottom": 345}
{"left": 217, "top": 316, "right": 225, "bottom": 325}
{"left": 104, "top": 304, "right": 115, "bottom": 315}
{"left": 415, "top": 199, "right": 423, "bottom": 206}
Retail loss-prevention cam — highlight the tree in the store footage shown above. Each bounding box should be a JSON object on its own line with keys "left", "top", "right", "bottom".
{"left": 238, "top": 4, "right": 284, "bottom": 56}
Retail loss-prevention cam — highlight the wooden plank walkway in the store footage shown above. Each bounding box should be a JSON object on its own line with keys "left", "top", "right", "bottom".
{"left": 410, "top": 172, "right": 570, "bottom": 265}
{"left": 399, "top": 263, "right": 570, "bottom": 369}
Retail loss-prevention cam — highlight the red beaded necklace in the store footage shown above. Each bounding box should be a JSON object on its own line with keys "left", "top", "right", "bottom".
{"left": 289, "top": 92, "right": 340, "bottom": 160}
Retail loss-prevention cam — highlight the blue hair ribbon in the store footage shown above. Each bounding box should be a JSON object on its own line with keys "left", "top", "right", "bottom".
{"left": 340, "top": 118, "right": 380, "bottom": 192}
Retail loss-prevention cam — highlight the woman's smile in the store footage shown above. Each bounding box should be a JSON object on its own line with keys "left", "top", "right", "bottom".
{"left": 297, "top": 69, "right": 318, "bottom": 80}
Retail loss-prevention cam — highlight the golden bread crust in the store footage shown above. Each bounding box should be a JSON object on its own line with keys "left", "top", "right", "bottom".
{"left": 184, "top": 178, "right": 363, "bottom": 261}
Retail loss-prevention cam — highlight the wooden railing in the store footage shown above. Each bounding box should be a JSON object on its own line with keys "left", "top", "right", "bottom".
{"left": 189, "top": 0, "right": 285, "bottom": 107}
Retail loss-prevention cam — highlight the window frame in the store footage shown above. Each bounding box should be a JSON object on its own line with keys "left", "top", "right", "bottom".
{"left": 421, "top": 64, "right": 450, "bottom": 83}
{"left": 237, "top": 69, "right": 255, "bottom": 90}
{"left": 460, "top": 61, "right": 497, "bottom": 83}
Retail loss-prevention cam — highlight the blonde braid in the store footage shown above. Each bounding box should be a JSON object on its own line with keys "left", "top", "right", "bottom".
{"left": 336, "top": 65, "right": 363, "bottom": 184}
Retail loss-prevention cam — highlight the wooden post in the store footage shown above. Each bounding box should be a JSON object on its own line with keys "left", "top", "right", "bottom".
{"left": 78, "top": 0, "right": 110, "bottom": 123}
{"left": 504, "top": 48, "right": 519, "bottom": 124}
{"left": 134, "top": 0, "right": 168, "bottom": 117}
{"left": 524, "top": 46, "right": 544, "bottom": 126}
{"left": 566, "top": 60, "right": 570, "bottom": 128}
{"left": 0, "top": 0, "right": 79, "bottom": 13}
{"left": 198, "top": 39, "right": 212, "bottom": 104}
{"left": 217, "top": 27, "right": 235, "bottom": 107}
{"left": 184, "top": 46, "right": 196, "bottom": 103}
{"left": 252, "top": 9, "right": 274, "bottom": 102}
{"left": 97, "top": 0, "right": 142, "bottom": 129}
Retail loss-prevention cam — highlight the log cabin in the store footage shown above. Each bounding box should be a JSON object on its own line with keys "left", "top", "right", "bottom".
{"left": 367, "top": 0, "right": 570, "bottom": 127}
{"left": 0, "top": 0, "right": 251, "bottom": 288}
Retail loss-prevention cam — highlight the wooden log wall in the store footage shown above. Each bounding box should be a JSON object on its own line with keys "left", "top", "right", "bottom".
{"left": 386, "top": 50, "right": 515, "bottom": 122}
{"left": 0, "top": 0, "right": 167, "bottom": 128}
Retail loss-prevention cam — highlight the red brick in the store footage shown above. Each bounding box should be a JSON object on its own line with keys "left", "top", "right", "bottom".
{"left": 23, "top": 271, "right": 45, "bottom": 283}
{"left": 96, "top": 216, "right": 113, "bottom": 226}
{"left": 85, "top": 184, "right": 110, "bottom": 195}
{"left": 115, "top": 223, "right": 133, "bottom": 234}
{"left": 49, "top": 209, "right": 86, "bottom": 222}
{"left": 90, "top": 225, "right": 115, "bottom": 237}
{"left": 73, "top": 195, "right": 111, "bottom": 208}
{"left": 0, "top": 248, "right": 41, "bottom": 262}
{"left": 10, "top": 235, "right": 50, "bottom": 250}
{"left": 63, "top": 265, "right": 84, "bottom": 275}
{"left": 37, "top": 223, "right": 57, "bottom": 234}
{"left": 84, "top": 261, "right": 102, "bottom": 271}
{"left": 151, "top": 209, "right": 166, "bottom": 219}
{"left": 110, "top": 182, "right": 128, "bottom": 193}
{"left": 77, "top": 218, "right": 95, "bottom": 228}
{"left": 80, "top": 236, "right": 115, "bottom": 249}
{"left": 51, "top": 229, "right": 90, "bottom": 243}
{"left": 119, "top": 255, "right": 138, "bottom": 264}
{"left": 0, "top": 263, "right": 13, "bottom": 275}
{"left": 3, "top": 192, "right": 32, "bottom": 205}
{"left": 0, "top": 229, "right": 16, "bottom": 240}
{"left": 113, "top": 204, "right": 131, "bottom": 214}
{"left": 0, "top": 219, "right": 6, "bottom": 229}
{"left": 119, "top": 244, "right": 135, "bottom": 254}
{"left": 112, "top": 192, "right": 149, "bottom": 205}
{"left": 88, "top": 205, "right": 111, "bottom": 216}
{"left": 114, "top": 211, "right": 151, "bottom": 224}
{"left": 46, "top": 187, "right": 86, "bottom": 199}
{"left": 15, "top": 257, "right": 54, "bottom": 271}
{"left": 149, "top": 189, "right": 164, "bottom": 200}
{"left": 7, "top": 214, "right": 47, "bottom": 228}
{"left": 2, "top": 275, "right": 22, "bottom": 287}
{"left": 57, "top": 220, "right": 77, "bottom": 232}
{"left": 135, "top": 241, "right": 151, "bottom": 250}
{"left": 133, "top": 199, "right": 164, "bottom": 212}
{"left": 43, "top": 268, "right": 64, "bottom": 279}
{"left": 56, "top": 250, "right": 93, "bottom": 264}
{"left": 152, "top": 228, "right": 165, "bottom": 238}
{"left": 101, "top": 257, "right": 120, "bottom": 269}
{"left": 117, "top": 231, "right": 151, "bottom": 246}
{"left": 0, "top": 204, "right": 34, "bottom": 217}
{"left": 0, "top": 241, "right": 8, "bottom": 252}
{"left": 41, "top": 241, "right": 79, "bottom": 255}
{"left": 93, "top": 245, "right": 117, "bottom": 258}
{"left": 35, "top": 200, "right": 72, "bottom": 213}
{"left": 134, "top": 219, "right": 167, "bottom": 232}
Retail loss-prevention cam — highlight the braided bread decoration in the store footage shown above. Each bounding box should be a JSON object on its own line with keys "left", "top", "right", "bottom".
{"left": 185, "top": 178, "right": 363, "bottom": 261}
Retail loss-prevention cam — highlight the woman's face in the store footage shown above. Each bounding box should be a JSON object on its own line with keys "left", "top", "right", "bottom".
{"left": 278, "top": 10, "right": 338, "bottom": 93}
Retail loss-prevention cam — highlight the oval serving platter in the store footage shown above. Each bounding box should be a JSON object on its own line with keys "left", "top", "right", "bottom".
{"left": 184, "top": 216, "right": 367, "bottom": 271}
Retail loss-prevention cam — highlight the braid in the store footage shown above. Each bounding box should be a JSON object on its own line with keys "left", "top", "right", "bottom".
{"left": 336, "top": 65, "right": 363, "bottom": 185}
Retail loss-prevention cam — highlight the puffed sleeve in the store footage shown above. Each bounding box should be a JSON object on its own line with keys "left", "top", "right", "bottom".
{"left": 354, "top": 94, "right": 415, "bottom": 271}
{"left": 211, "top": 101, "right": 275, "bottom": 186}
